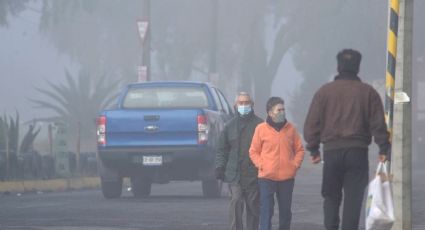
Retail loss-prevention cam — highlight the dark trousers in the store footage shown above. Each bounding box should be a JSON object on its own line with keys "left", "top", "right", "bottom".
{"left": 229, "top": 183, "right": 260, "bottom": 230}
{"left": 322, "top": 147, "right": 369, "bottom": 230}
{"left": 258, "top": 178, "right": 295, "bottom": 230}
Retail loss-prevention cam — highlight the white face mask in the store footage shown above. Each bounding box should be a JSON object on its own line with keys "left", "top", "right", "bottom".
{"left": 237, "top": 105, "right": 252, "bottom": 116}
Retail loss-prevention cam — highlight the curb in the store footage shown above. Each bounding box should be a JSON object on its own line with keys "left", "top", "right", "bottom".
{"left": 0, "top": 177, "right": 100, "bottom": 193}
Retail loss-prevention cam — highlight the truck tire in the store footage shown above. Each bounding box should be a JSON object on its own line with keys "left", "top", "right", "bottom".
{"left": 101, "top": 178, "right": 123, "bottom": 199}
{"left": 202, "top": 179, "right": 222, "bottom": 198}
{"left": 131, "top": 176, "right": 152, "bottom": 198}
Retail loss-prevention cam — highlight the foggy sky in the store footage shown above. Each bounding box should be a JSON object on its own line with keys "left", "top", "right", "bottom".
{"left": 0, "top": 0, "right": 423, "bottom": 125}
{"left": 0, "top": 2, "right": 78, "bottom": 122}
{"left": 0, "top": 1, "right": 301, "bottom": 123}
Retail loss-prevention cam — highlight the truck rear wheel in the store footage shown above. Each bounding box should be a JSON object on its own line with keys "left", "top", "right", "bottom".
{"left": 131, "top": 176, "right": 152, "bottom": 198}
{"left": 202, "top": 179, "right": 222, "bottom": 198}
{"left": 101, "top": 178, "right": 123, "bottom": 199}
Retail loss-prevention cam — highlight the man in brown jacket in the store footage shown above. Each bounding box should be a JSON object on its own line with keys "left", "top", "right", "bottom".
{"left": 303, "top": 49, "right": 390, "bottom": 230}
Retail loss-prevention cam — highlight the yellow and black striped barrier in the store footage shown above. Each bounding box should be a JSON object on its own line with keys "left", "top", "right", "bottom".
{"left": 385, "top": 0, "right": 399, "bottom": 142}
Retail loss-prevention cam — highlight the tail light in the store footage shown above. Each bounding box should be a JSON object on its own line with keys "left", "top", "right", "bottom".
{"left": 97, "top": 115, "right": 106, "bottom": 145}
{"left": 197, "top": 114, "right": 208, "bottom": 144}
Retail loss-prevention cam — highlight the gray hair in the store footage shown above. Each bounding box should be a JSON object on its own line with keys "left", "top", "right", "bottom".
{"left": 234, "top": 91, "right": 252, "bottom": 103}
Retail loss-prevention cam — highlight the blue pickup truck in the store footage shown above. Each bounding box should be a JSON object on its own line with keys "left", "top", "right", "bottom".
{"left": 97, "top": 81, "right": 233, "bottom": 198}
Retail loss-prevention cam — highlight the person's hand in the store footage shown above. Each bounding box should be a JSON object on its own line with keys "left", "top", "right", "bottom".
{"left": 215, "top": 167, "right": 225, "bottom": 180}
{"left": 379, "top": 154, "right": 387, "bottom": 162}
{"left": 311, "top": 154, "right": 322, "bottom": 164}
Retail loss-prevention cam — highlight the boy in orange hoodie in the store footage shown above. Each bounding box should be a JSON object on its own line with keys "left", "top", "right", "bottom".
{"left": 249, "top": 97, "right": 305, "bottom": 230}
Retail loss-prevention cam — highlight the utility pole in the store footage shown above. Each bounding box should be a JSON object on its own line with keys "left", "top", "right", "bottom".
{"left": 138, "top": 0, "right": 151, "bottom": 82}
{"left": 208, "top": 0, "right": 219, "bottom": 86}
{"left": 76, "top": 122, "right": 81, "bottom": 175}
{"left": 4, "top": 122, "right": 9, "bottom": 179}
{"left": 392, "top": 0, "right": 413, "bottom": 229}
{"left": 142, "top": 0, "right": 150, "bottom": 81}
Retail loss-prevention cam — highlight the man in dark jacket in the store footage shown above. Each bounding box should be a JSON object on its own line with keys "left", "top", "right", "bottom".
{"left": 303, "top": 49, "right": 390, "bottom": 230}
{"left": 216, "top": 92, "right": 263, "bottom": 230}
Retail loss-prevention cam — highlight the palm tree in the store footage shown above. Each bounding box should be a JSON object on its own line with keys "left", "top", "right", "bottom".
{"left": 30, "top": 69, "right": 120, "bottom": 151}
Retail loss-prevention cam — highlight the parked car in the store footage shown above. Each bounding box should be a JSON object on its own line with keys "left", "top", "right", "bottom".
{"left": 97, "top": 81, "right": 233, "bottom": 198}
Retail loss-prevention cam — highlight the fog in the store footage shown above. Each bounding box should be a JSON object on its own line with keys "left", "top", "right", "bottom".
{"left": 0, "top": 0, "right": 424, "bottom": 202}
{"left": 0, "top": 0, "right": 424, "bottom": 228}
{"left": 1, "top": 0, "right": 423, "bottom": 157}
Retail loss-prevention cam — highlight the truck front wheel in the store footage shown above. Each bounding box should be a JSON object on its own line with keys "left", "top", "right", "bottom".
{"left": 101, "top": 178, "right": 123, "bottom": 199}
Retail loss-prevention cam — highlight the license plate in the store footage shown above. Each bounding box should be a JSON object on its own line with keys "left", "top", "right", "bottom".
{"left": 133, "top": 156, "right": 163, "bottom": 166}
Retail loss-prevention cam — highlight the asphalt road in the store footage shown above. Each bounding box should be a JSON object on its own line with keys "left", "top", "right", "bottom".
{"left": 1, "top": 162, "right": 424, "bottom": 230}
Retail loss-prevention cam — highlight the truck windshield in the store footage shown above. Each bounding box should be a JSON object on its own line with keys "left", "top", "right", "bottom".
{"left": 122, "top": 87, "right": 209, "bottom": 109}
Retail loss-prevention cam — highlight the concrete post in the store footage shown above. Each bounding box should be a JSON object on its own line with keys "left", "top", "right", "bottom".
{"left": 391, "top": 0, "right": 413, "bottom": 229}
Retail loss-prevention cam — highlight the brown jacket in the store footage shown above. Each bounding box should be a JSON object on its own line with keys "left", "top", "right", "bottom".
{"left": 303, "top": 73, "right": 390, "bottom": 155}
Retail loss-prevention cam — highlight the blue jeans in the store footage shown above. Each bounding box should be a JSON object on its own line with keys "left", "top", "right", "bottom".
{"left": 258, "top": 178, "right": 295, "bottom": 230}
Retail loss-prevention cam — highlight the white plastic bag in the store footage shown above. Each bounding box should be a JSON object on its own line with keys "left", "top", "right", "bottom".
{"left": 365, "top": 162, "right": 394, "bottom": 230}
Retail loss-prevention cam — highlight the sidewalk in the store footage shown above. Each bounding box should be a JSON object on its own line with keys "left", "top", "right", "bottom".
{"left": 0, "top": 177, "right": 100, "bottom": 193}
{"left": 293, "top": 158, "right": 425, "bottom": 230}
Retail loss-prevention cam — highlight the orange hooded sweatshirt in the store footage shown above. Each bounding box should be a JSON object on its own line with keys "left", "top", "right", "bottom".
{"left": 249, "top": 121, "right": 305, "bottom": 181}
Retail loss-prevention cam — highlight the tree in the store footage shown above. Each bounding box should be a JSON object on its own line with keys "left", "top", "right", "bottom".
{"left": 0, "top": 0, "right": 29, "bottom": 26}
{"left": 0, "top": 112, "right": 40, "bottom": 180}
{"left": 231, "top": 0, "right": 350, "bottom": 117}
{"left": 36, "top": 0, "right": 395, "bottom": 121}
{"left": 30, "top": 69, "right": 120, "bottom": 151}
{"left": 152, "top": 0, "right": 212, "bottom": 81}
{"left": 288, "top": 0, "right": 388, "bottom": 126}
{"left": 0, "top": 114, "right": 18, "bottom": 180}
{"left": 38, "top": 0, "right": 220, "bottom": 82}
{"left": 20, "top": 123, "right": 41, "bottom": 154}
{"left": 214, "top": 0, "right": 388, "bottom": 121}
{"left": 39, "top": 0, "right": 144, "bottom": 83}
